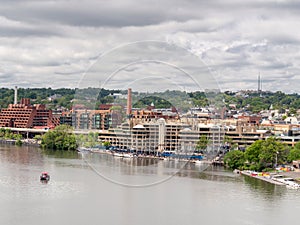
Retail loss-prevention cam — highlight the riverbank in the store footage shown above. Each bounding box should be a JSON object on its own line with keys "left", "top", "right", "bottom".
{"left": 240, "top": 170, "right": 300, "bottom": 188}
{"left": 80, "top": 147, "right": 213, "bottom": 164}
{"left": 0, "top": 138, "right": 40, "bottom": 147}
{"left": 240, "top": 170, "right": 285, "bottom": 185}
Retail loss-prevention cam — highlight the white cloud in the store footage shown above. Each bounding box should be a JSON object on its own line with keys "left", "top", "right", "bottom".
{"left": 0, "top": 0, "right": 299, "bottom": 93}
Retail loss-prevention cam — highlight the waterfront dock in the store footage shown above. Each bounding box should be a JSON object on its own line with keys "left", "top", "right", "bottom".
{"left": 240, "top": 170, "right": 285, "bottom": 186}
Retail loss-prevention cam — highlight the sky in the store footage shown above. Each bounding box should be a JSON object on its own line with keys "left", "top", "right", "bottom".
{"left": 1, "top": 0, "right": 300, "bottom": 93}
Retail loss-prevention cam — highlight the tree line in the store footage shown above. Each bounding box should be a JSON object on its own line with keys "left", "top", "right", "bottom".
{"left": 2, "top": 87, "right": 300, "bottom": 113}
{"left": 40, "top": 125, "right": 101, "bottom": 151}
{"left": 223, "top": 137, "right": 300, "bottom": 171}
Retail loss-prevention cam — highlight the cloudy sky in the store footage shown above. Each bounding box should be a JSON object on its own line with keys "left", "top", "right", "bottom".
{"left": 1, "top": 0, "right": 300, "bottom": 93}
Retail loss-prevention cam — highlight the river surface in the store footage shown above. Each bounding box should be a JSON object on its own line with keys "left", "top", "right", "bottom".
{"left": 1, "top": 144, "right": 300, "bottom": 225}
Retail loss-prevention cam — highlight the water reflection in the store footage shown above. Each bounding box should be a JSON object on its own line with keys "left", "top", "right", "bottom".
{"left": 2, "top": 144, "right": 300, "bottom": 225}
{"left": 0, "top": 144, "right": 44, "bottom": 167}
{"left": 243, "top": 174, "right": 286, "bottom": 201}
{"left": 76, "top": 151, "right": 246, "bottom": 187}
{"left": 43, "top": 149, "right": 79, "bottom": 159}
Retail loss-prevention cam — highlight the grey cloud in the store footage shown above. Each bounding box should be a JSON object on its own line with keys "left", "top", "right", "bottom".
{"left": 0, "top": 26, "right": 57, "bottom": 37}
{"left": 0, "top": 0, "right": 193, "bottom": 28}
{"left": 0, "top": 0, "right": 300, "bottom": 93}
{"left": 2, "top": 0, "right": 290, "bottom": 29}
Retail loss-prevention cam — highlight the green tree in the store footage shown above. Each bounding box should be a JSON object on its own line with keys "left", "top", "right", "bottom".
{"left": 41, "top": 125, "right": 78, "bottom": 151}
{"left": 103, "top": 141, "right": 111, "bottom": 149}
{"left": 224, "top": 150, "right": 245, "bottom": 170}
{"left": 34, "top": 135, "right": 42, "bottom": 141}
{"left": 223, "top": 135, "right": 233, "bottom": 150}
{"left": 85, "top": 132, "right": 100, "bottom": 147}
{"left": 196, "top": 135, "right": 209, "bottom": 151}
{"left": 245, "top": 140, "right": 263, "bottom": 166}
{"left": 245, "top": 137, "right": 290, "bottom": 171}
{"left": 288, "top": 142, "right": 300, "bottom": 162}
{"left": 259, "top": 137, "right": 290, "bottom": 169}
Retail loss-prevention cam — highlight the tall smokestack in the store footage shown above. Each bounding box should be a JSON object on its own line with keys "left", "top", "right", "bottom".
{"left": 126, "top": 88, "right": 132, "bottom": 116}
{"left": 14, "top": 86, "right": 18, "bottom": 104}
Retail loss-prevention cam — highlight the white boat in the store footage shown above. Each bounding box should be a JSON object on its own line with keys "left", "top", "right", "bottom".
{"left": 123, "top": 153, "right": 134, "bottom": 158}
{"left": 194, "top": 160, "right": 203, "bottom": 165}
{"left": 113, "top": 152, "right": 124, "bottom": 157}
{"left": 273, "top": 175, "right": 300, "bottom": 188}
{"left": 233, "top": 169, "right": 241, "bottom": 174}
{"left": 281, "top": 178, "right": 300, "bottom": 188}
{"left": 271, "top": 174, "right": 284, "bottom": 182}
{"left": 77, "top": 147, "right": 92, "bottom": 153}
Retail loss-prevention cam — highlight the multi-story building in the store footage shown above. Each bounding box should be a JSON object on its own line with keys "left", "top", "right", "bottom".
{"left": 99, "top": 118, "right": 189, "bottom": 154}
{"left": 60, "top": 107, "right": 123, "bottom": 130}
{"left": 0, "top": 98, "right": 59, "bottom": 128}
{"left": 98, "top": 115, "right": 276, "bottom": 154}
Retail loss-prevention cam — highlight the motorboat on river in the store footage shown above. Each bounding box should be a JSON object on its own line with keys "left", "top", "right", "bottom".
{"left": 40, "top": 172, "right": 50, "bottom": 181}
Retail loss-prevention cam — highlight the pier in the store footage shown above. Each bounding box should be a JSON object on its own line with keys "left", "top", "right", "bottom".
{"left": 241, "top": 170, "right": 285, "bottom": 185}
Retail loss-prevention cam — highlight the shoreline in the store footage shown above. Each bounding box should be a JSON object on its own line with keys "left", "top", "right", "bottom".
{"left": 240, "top": 170, "right": 300, "bottom": 188}
{"left": 0, "top": 138, "right": 40, "bottom": 147}
{"left": 240, "top": 170, "right": 285, "bottom": 185}
{"left": 81, "top": 148, "right": 214, "bottom": 164}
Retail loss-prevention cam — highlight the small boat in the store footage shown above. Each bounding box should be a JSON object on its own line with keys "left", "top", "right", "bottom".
{"left": 233, "top": 169, "right": 241, "bottom": 174}
{"left": 40, "top": 172, "right": 50, "bottom": 181}
{"left": 77, "top": 147, "right": 92, "bottom": 153}
{"left": 281, "top": 178, "right": 300, "bottom": 188}
{"left": 123, "top": 153, "right": 134, "bottom": 158}
{"left": 113, "top": 152, "right": 124, "bottom": 157}
{"left": 271, "top": 174, "right": 284, "bottom": 182}
{"left": 194, "top": 160, "right": 203, "bottom": 165}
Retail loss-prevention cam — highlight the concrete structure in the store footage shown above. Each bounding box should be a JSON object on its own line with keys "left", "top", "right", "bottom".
{"left": 99, "top": 119, "right": 189, "bottom": 153}
{"left": 98, "top": 114, "right": 284, "bottom": 154}
{"left": 158, "top": 118, "right": 165, "bottom": 152}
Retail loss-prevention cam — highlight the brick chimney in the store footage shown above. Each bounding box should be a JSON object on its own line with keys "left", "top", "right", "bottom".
{"left": 126, "top": 88, "right": 132, "bottom": 116}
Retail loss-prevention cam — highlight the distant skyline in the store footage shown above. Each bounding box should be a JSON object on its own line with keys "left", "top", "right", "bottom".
{"left": 1, "top": 0, "right": 300, "bottom": 93}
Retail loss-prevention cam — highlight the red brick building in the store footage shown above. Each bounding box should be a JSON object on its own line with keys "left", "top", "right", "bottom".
{"left": 0, "top": 98, "right": 59, "bottom": 128}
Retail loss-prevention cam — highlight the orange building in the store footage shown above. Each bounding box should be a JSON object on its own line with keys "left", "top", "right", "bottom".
{"left": 0, "top": 98, "right": 59, "bottom": 128}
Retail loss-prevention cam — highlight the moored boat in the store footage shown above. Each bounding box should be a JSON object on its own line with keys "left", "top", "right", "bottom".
{"left": 280, "top": 177, "right": 300, "bottom": 188}
{"left": 113, "top": 152, "right": 124, "bottom": 157}
{"left": 123, "top": 153, "right": 134, "bottom": 158}
{"left": 272, "top": 175, "right": 300, "bottom": 188}
{"left": 77, "top": 147, "right": 92, "bottom": 153}
{"left": 194, "top": 160, "right": 203, "bottom": 165}
{"left": 271, "top": 174, "right": 284, "bottom": 182}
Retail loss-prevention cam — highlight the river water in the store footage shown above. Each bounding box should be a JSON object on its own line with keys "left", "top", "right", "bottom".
{"left": 1, "top": 144, "right": 299, "bottom": 225}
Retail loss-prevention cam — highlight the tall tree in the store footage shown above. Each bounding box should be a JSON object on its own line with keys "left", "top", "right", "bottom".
{"left": 288, "top": 142, "right": 300, "bottom": 162}
{"left": 196, "top": 135, "right": 209, "bottom": 151}
{"left": 41, "top": 125, "right": 78, "bottom": 151}
{"left": 224, "top": 150, "right": 245, "bottom": 170}
{"left": 245, "top": 137, "right": 290, "bottom": 170}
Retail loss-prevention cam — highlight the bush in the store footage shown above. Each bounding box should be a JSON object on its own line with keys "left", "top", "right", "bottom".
{"left": 15, "top": 139, "right": 22, "bottom": 146}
